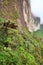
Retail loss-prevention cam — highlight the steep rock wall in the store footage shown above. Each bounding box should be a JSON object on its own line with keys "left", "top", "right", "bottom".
{"left": 0, "top": 0, "right": 31, "bottom": 31}
{"left": 17, "top": 0, "right": 31, "bottom": 31}
{"left": 0, "top": 0, "right": 40, "bottom": 32}
{"left": 28, "top": 13, "right": 40, "bottom": 32}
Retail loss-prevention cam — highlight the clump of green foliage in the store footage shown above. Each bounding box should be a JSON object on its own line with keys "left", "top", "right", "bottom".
{"left": 0, "top": 46, "right": 38, "bottom": 65}
{"left": 0, "top": 17, "right": 43, "bottom": 65}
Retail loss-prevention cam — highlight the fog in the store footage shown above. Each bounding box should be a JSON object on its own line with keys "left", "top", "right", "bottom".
{"left": 31, "top": 0, "right": 43, "bottom": 24}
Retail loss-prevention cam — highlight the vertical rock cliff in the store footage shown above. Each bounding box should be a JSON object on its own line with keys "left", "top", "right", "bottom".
{"left": 0, "top": 0, "right": 32, "bottom": 31}
{"left": 16, "top": 0, "right": 40, "bottom": 32}
{"left": 16, "top": 0, "right": 32, "bottom": 31}
{"left": 29, "top": 14, "right": 40, "bottom": 32}
{"left": 0, "top": 0, "right": 40, "bottom": 32}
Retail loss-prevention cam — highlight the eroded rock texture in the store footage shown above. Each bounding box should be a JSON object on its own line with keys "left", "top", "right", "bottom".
{"left": 0, "top": 0, "right": 40, "bottom": 32}
{"left": 28, "top": 14, "right": 40, "bottom": 32}
{"left": 17, "top": 0, "right": 40, "bottom": 32}
{"left": 16, "top": 0, "right": 31, "bottom": 31}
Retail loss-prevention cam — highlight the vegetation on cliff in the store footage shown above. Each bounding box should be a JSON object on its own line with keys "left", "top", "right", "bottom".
{"left": 0, "top": 17, "right": 43, "bottom": 65}
{"left": 0, "top": 0, "right": 43, "bottom": 65}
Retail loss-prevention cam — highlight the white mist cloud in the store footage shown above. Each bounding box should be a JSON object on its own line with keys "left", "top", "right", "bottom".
{"left": 31, "top": 0, "right": 43, "bottom": 24}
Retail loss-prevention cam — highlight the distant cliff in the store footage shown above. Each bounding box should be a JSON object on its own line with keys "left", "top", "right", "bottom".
{"left": 40, "top": 24, "right": 43, "bottom": 29}
{"left": 0, "top": 0, "right": 40, "bottom": 32}
{"left": 29, "top": 14, "right": 40, "bottom": 32}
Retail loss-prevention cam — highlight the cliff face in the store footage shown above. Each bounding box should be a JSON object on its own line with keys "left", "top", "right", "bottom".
{"left": 0, "top": 0, "right": 40, "bottom": 32}
{"left": 0, "top": 0, "right": 18, "bottom": 20}
{"left": 17, "top": 0, "right": 40, "bottom": 32}
{"left": 17, "top": 0, "right": 31, "bottom": 29}
{"left": 0, "top": 0, "right": 31, "bottom": 31}
{"left": 29, "top": 14, "right": 40, "bottom": 32}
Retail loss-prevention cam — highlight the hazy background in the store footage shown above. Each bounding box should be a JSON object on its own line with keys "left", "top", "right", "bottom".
{"left": 31, "top": 0, "right": 43, "bottom": 24}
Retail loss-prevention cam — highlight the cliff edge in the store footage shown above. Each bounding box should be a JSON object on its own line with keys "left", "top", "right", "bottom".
{"left": 0, "top": 0, "right": 40, "bottom": 32}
